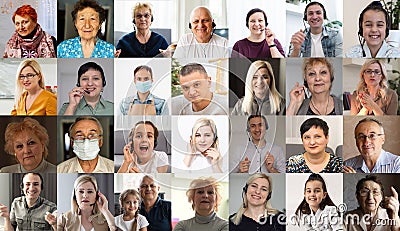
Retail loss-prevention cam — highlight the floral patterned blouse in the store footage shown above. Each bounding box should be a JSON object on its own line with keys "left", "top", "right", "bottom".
{"left": 286, "top": 153, "right": 343, "bottom": 173}
{"left": 57, "top": 36, "right": 114, "bottom": 58}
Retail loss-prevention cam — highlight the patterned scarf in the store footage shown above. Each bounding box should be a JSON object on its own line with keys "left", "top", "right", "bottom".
{"left": 3, "top": 24, "right": 56, "bottom": 58}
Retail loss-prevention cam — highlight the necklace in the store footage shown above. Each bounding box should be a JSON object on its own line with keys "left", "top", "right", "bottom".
{"left": 137, "top": 30, "right": 150, "bottom": 44}
{"left": 310, "top": 96, "right": 330, "bottom": 115}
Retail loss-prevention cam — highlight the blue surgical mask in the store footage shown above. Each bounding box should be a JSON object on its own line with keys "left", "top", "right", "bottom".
{"left": 136, "top": 80, "right": 152, "bottom": 93}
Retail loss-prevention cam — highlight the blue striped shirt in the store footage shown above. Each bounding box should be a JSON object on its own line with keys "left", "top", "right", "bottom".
{"left": 344, "top": 150, "right": 400, "bottom": 173}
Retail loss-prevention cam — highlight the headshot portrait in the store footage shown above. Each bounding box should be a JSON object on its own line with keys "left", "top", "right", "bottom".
{"left": 0, "top": 173, "right": 57, "bottom": 231}
{"left": 229, "top": 58, "right": 285, "bottom": 116}
{"left": 286, "top": 1, "right": 343, "bottom": 57}
{"left": 286, "top": 58, "right": 343, "bottom": 116}
{"left": 57, "top": 58, "right": 114, "bottom": 116}
{"left": 229, "top": 173, "right": 286, "bottom": 230}
{"left": 171, "top": 59, "right": 229, "bottom": 115}
{"left": 0, "top": 116, "right": 57, "bottom": 173}
{"left": 344, "top": 0, "right": 400, "bottom": 58}
{"left": 114, "top": 58, "right": 171, "bottom": 116}
{"left": 115, "top": 116, "right": 171, "bottom": 173}
{"left": 1, "top": 2, "right": 57, "bottom": 58}
{"left": 0, "top": 59, "right": 57, "bottom": 116}
{"left": 343, "top": 116, "right": 400, "bottom": 173}
{"left": 56, "top": 173, "right": 115, "bottom": 230}
{"left": 286, "top": 173, "right": 343, "bottom": 231}
{"left": 343, "top": 174, "right": 400, "bottom": 230}
{"left": 170, "top": 174, "right": 229, "bottom": 230}
{"left": 229, "top": 116, "right": 286, "bottom": 174}
{"left": 286, "top": 116, "right": 343, "bottom": 173}
{"left": 57, "top": 115, "right": 114, "bottom": 173}
{"left": 114, "top": 1, "right": 173, "bottom": 58}
{"left": 57, "top": 0, "right": 115, "bottom": 58}
{"left": 342, "top": 58, "right": 399, "bottom": 116}
{"left": 114, "top": 173, "right": 172, "bottom": 231}
{"left": 227, "top": 1, "right": 287, "bottom": 56}
{"left": 172, "top": 116, "right": 228, "bottom": 173}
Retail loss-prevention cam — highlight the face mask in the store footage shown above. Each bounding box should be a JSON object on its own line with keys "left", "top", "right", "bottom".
{"left": 73, "top": 139, "right": 100, "bottom": 160}
{"left": 136, "top": 80, "right": 152, "bottom": 93}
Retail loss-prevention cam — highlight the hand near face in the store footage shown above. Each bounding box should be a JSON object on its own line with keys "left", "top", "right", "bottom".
{"left": 114, "top": 49, "right": 121, "bottom": 58}
{"left": 290, "top": 29, "right": 306, "bottom": 51}
{"left": 264, "top": 152, "right": 275, "bottom": 171}
{"left": 123, "top": 141, "right": 134, "bottom": 164}
{"left": 97, "top": 191, "right": 109, "bottom": 214}
{"left": 289, "top": 82, "right": 306, "bottom": 104}
{"left": 265, "top": 28, "right": 275, "bottom": 45}
{"left": 69, "top": 87, "right": 86, "bottom": 106}
{"left": 359, "top": 92, "right": 378, "bottom": 112}
{"left": 239, "top": 156, "right": 250, "bottom": 173}
{"left": 0, "top": 203, "right": 10, "bottom": 218}
{"left": 204, "top": 148, "right": 221, "bottom": 164}
{"left": 44, "top": 210, "right": 57, "bottom": 226}
{"left": 384, "top": 186, "right": 399, "bottom": 220}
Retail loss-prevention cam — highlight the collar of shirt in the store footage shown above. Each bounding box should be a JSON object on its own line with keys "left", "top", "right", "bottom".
{"left": 133, "top": 92, "right": 154, "bottom": 103}
{"left": 360, "top": 149, "right": 387, "bottom": 173}
{"left": 77, "top": 96, "right": 107, "bottom": 110}
{"left": 23, "top": 196, "right": 43, "bottom": 210}
{"left": 71, "top": 156, "right": 109, "bottom": 173}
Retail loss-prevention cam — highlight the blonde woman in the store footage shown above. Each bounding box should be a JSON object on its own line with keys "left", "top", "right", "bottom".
{"left": 351, "top": 59, "right": 398, "bottom": 115}
{"left": 231, "top": 60, "right": 285, "bottom": 115}
{"left": 57, "top": 175, "right": 116, "bottom": 231}
{"left": 11, "top": 59, "right": 56, "bottom": 115}
{"left": 173, "top": 177, "right": 228, "bottom": 231}
{"left": 182, "top": 118, "right": 223, "bottom": 173}
{"left": 229, "top": 173, "right": 285, "bottom": 230}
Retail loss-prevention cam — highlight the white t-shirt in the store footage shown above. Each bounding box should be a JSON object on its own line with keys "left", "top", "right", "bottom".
{"left": 135, "top": 150, "right": 169, "bottom": 173}
{"left": 311, "top": 32, "right": 324, "bottom": 57}
{"left": 115, "top": 214, "right": 149, "bottom": 231}
{"left": 173, "top": 33, "right": 228, "bottom": 58}
{"left": 171, "top": 93, "right": 228, "bottom": 115}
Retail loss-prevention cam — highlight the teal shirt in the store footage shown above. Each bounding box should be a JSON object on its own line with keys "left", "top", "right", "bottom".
{"left": 59, "top": 96, "right": 114, "bottom": 115}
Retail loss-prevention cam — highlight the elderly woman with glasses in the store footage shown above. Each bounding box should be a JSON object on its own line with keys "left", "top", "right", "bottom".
{"left": 11, "top": 59, "right": 57, "bottom": 115}
{"left": 344, "top": 175, "right": 400, "bottom": 231}
{"left": 116, "top": 2, "right": 168, "bottom": 57}
{"left": 351, "top": 59, "right": 398, "bottom": 115}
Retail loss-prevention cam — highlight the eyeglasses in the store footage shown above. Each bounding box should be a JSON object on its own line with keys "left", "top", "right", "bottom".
{"left": 19, "top": 73, "right": 37, "bottom": 80}
{"left": 135, "top": 13, "right": 151, "bottom": 19}
{"left": 355, "top": 133, "right": 384, "bottom": 141}
{"left": 73, "top": 133, "right": 102, "bottom": 142}
{"left": 359, "top": 189, "right": 381, "bottom": 197}
{"left": 140, "top": 184, "right": 157, "bottom": 189}
{"left": 364, "top": 70, "right": 382, "bottom": 76}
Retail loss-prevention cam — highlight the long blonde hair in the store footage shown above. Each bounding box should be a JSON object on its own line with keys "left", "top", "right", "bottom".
{"left": 242, "top": 60, "right": 283, "bottom": 115}
{"left": 356, "top": 59, "right": 388, "bottom": 99}
{"left": 190, "top": 118, "right": 219, "bottom": 153}
{"left": 15, "top": 59, "right": 45, "bottom": 109}
{"left": 230, "top": 173, "right": 279, "bottom": 225}
{"left": 71, "top": 175, "right": 103, "bottom": 222}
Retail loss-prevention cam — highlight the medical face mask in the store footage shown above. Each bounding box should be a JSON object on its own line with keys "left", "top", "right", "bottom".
{"left": 73, "top": 139, "right": 100, "bottom": 160}
{"left": 136, "top": 80, "right": 152, "bottom": 93}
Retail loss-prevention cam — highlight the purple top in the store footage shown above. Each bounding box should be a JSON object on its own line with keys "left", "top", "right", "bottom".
{"left": 231, "top": 38, "right": 285, "bottom": 58}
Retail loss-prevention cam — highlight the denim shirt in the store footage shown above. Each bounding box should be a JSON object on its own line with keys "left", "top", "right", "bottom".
{"left": 119, "top": 93, "right": 168, "bottom": 115}
{"left": 288, "top": 26, "right": 343, "bottom": 57}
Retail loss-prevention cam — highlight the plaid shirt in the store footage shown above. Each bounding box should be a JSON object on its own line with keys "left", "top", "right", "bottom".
{"left": 288, "top": 26, "right": 343, "bottom": 57}
{"left": 10, "top": 196, "right": 57, "bottom": 231}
